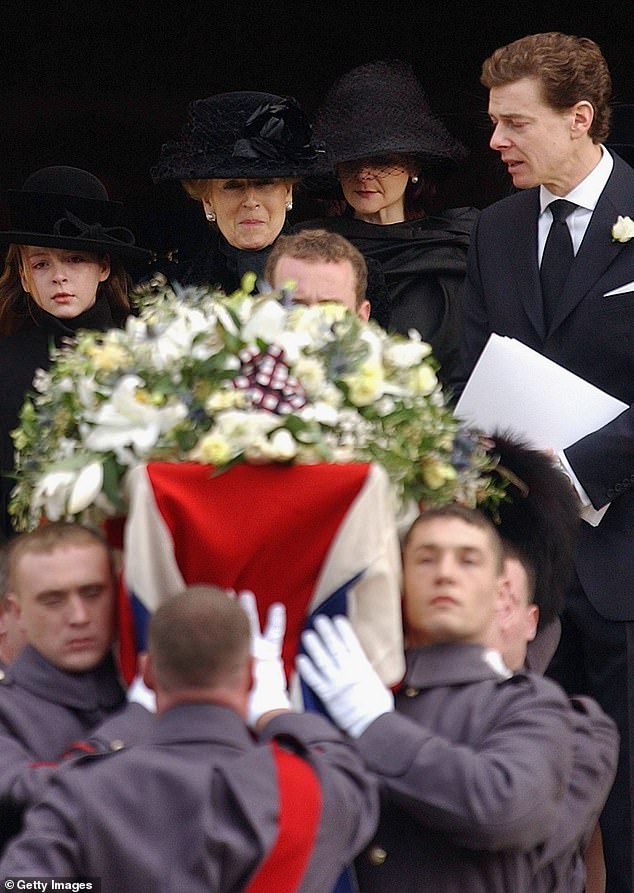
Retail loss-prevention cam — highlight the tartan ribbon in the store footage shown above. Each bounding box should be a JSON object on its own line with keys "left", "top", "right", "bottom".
{"left": 233, "top": 344, "right": 306, "bottom": 414}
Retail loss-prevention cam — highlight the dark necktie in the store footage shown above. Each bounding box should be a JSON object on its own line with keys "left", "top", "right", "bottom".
{"left": 540, "top": 199, "right": 577, "bottom": 330}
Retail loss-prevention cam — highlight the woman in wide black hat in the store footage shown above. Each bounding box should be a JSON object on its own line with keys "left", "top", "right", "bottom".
{"left": 151, "top": 91, "right": 326, "bottom": 292}
{"left": 303, "top": 60, "right": 477, "bottom": 391}
{"left": 0, "top": 165, "right": 149, "bottom": 540}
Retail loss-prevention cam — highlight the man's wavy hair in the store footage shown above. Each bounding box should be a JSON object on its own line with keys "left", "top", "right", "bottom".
{"left": 481, "top": 32, "right": 612, "bottom": 144}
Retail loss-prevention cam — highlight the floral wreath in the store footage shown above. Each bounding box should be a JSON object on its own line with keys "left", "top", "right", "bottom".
{"left": 9, "top": 274, "right": 507, "bottom": 530}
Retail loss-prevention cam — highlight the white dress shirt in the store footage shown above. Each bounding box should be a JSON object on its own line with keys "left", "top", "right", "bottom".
{"left": 539, "top": 147, "right": 615, "bottom": 525}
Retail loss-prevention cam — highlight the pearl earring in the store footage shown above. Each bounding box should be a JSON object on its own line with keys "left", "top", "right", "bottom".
{"left": 411, "top": 175, "right": 419, "bottom": 184}
{"left": 286, "top": 200, "right": 293, "bottom": 211}
{"left": 206, "top": 210, "right": 216, "bottom": 222}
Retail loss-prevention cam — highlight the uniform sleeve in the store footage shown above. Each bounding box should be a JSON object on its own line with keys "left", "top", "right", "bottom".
{"left": 354, "top": 676, "right": 575, "bottom": 851}
{"left": 0, "top": 724, "right": 57, "bottom": 812}
{"left": 261, "top": 711, "right": 380, "bottom": 858}
{"left": 0, "top": 768, "right": 83, "bottom": 879}
{"left": 180, "top": 713, "right": 378, "bottom": 893}
{"left": 532, "top": 695, "right": 619, "bottom": 874}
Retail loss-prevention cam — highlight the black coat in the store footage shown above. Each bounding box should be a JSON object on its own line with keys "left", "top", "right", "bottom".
{"left": 0, "top": 299, "right": 117, "bottom": 541}
{"left": 298, "top": 208, "right": 478, "bottom": 389}
{"left": 165, "top": 225, "right": 292, "bottom": 293}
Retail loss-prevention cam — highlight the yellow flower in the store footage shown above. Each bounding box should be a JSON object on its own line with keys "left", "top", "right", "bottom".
{"left": 190, "top": 433, "right": 233, "bottom": 466}
{"left": 294, "top": 357, "right": 326, "bottom": 398}
{"left": 87, "top": 343, "right": 130, "bottom": 372}
{"left": 11, "top": 427, "right": 29, "bottom": 451}
{"left": 409, "top": 365, "right": 438, "bottom": 396}
{"left": 205, "top": 390, "right": 247, "bottom": 413}
{"left": 346, "top": 362, "right": 384, "bottom": 406}
{"left": 422, "top": 458, "right": 457, "bottom": 490}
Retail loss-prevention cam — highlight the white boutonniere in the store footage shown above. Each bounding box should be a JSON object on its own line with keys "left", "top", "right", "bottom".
{"left": 612, "top": 215, "right": 634, "bottom": 242}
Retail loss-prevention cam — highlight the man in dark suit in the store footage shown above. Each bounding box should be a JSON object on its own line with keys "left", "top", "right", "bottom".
{"left": 459, "top": 31, "right": 634, "bottom": 893}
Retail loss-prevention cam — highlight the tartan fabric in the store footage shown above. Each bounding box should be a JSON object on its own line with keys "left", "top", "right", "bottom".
{"left": 233, "top": 344, "right": 306, "bottom": 414}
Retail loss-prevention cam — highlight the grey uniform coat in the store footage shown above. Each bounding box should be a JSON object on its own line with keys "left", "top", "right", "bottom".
{"left": 532, "top": 694, "right": 618, "bottom": 892}
{"left": 0, "top": 703, "right": 379, "bottom": 893}
{"left": 0, "top": 644, "right": 125, "bottom": 848}
{"left": 354, "top": 643, "right": 577, "bottom": 893}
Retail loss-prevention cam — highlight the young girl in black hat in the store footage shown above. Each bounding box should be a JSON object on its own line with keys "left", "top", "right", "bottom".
{"left": 0, "top": 165, "right": 148, "bottom": 540}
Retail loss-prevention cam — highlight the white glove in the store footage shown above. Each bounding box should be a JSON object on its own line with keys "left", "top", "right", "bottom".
{"left": 127, "top": 671, "right": 157, "bottom": 713}
{"left": 296, "top": 615, "right": 394, "bottom": 738}
{"left": 239, "top": 591, "right": 291, "bottom": 728}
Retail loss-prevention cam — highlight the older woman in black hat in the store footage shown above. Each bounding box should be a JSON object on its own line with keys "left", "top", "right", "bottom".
{"left": 0, "top": 165, "right": 148, "bottom": 540}
{"left": 304, "top": 61, "right": 476, "bottom": 390}
{"left": 151, "top": 91, "right": 325, "bottom": 292}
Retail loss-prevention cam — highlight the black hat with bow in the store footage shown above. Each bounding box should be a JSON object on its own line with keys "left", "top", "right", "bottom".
{"left": 0, "top": 166, "right": 149, "bottom": 261}
{"left": 313, "top": 60, "right": 467, "bottom": 172}
{"left": 151, "top": 91, "right": 328, "bottom": 182}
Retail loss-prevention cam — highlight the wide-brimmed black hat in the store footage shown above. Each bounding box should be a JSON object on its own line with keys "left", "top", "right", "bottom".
{"left": 0, "top": 166, "right": 150, "bottom": 261}
{"left": 313, "top": 60, "right": 467, "bottom": 172}
{"left": 151, "top": 91, "right": 328, "bottom": 182}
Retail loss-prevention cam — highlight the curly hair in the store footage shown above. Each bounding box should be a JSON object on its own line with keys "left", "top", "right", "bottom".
{"left": 481, "top": 32, "right": 612, "bottom": 143}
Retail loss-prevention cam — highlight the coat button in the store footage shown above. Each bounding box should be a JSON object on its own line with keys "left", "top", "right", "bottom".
{"left": 110, "top": 739, "right": 125, "bottom": 751}
{"left": 0, "top": 670, "right": 5, "bottom": 682}
{"left": 368, "top": 846, "right": 388, "bottom": 865}
{"left": 403, "top": 686, "right": 419, "bottom": 697}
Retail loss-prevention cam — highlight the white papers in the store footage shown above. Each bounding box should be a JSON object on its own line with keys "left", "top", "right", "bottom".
{"left": 455, "top": 334, "right": 627, "bottom": 450}
{"left": 455, "top": 334, "right": 628, "bottom": 526}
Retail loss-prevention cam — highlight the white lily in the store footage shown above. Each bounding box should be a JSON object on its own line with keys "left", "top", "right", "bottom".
{"left": 83, "top": 375, "right": 188, "bottom": 459}
{"left": 67, "top": 461, "right": 104, "bottom": 514}
{"left": 152, "top": 307, "right": 210, "bottom": 367}
{"left": 32, "top": 470, "right": 77, "bottom": 521}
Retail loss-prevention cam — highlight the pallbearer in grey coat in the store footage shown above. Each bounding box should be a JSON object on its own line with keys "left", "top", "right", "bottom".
{"left": 298, "top": 506, "right": 577, "bottom": 893}
{"left": 0, "top": 523, "right": 125, "bottom": 851}
{"left": 0, "top": 587, "right": 378, "bottom": 893}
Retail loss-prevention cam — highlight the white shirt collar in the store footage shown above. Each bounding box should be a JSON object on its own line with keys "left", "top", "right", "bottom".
{"left": 540, "top": 146, "right": 613, "bottom": 214}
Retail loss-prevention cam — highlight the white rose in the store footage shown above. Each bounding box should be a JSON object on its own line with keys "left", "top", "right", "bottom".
{"left": 267, "top": 429, "right": 298, "bottom": 461}
{"left": 242, "top": 298, "right": 287, "bottom": 342}
{"left": 384, "top": 339, "right": 433, "bottom": 369}
{"left": 612, "top": 215, "right": 634, "bottom": 242}
{"left": 214, "top": 409, "right": 279, "bottom": 451}
{"left": 190, "top": 432, "right": 233, "bottom": 466}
